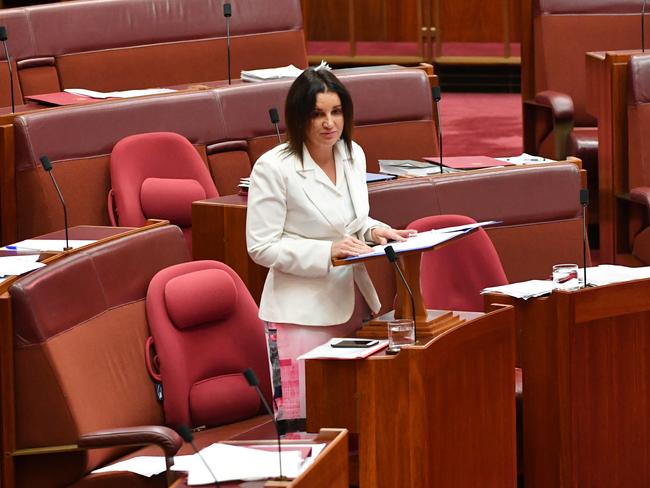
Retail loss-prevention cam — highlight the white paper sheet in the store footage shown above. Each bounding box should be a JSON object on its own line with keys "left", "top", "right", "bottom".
{"left": 65, "top": 88, "right": 176, "bottom": 99}
{"left": 2, "top": 239, "right": 96, "bottom": 252}
{"left": 241, "top": 65, "right": 304, "bottom": 82}
{"left": 176, "top": 443, "right": 304, "bottom": 485}
{"left": 91, "top": 456, "right": 167, "bottom": 477}
{"left": 0, "top": 255, "right": 45, "bottom": 277}
{"left": 297, "top": 339, "right": 389, "bottom": 360}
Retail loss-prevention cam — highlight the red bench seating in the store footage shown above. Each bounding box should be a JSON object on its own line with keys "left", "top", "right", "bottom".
{"left": 0, "top": 0, "right": 307, "bottom": 107}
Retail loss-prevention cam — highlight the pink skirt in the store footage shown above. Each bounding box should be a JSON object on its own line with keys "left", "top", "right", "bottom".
{"left": 268, "top": 288, "right": 370, "bottom": 420}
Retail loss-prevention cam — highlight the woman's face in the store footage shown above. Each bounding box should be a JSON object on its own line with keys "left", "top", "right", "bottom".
{"left": 305, "top": 91, "right": 344, "bottom": 152}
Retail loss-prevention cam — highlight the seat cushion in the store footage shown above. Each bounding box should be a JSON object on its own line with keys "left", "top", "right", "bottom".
{"left": 140, "top": 178, "right": 207, "bottom": 227}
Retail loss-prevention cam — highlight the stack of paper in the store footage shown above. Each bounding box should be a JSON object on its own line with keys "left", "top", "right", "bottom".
{"left": 241, "top": 65, "right": 304, "bottom": 82}
{"left": 65, "top": 88, "right": 176, "bottom": 99}
{"left": 378, "top": 159, "right": 442, "bottom": 177}
{"left": 298, "top": 339, "right": 388, "bottom": 360}
{"left": 482, "top": 280, "right": 559, "bottom": 299}
{"left": 0, "top": 255, "right": 45, "bottom": 277}
{"left": 495, "top": 153, "right": 555, "bottom": 165}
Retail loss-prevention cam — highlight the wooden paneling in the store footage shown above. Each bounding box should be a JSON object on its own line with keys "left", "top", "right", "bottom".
{"left": 304, "top": 0, "right": 521, "bottom": 44}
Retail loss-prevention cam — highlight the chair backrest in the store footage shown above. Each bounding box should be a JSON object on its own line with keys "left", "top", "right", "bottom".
{"left": 407, "top": 214, "right": 508, "bottom": 312}
{"left": 533, "top": 0, "right": 647, "bottom": 126}
{"left": 628, "top": 53, "right": 650, "bottom": 190}
{"left": 110, "top": 132, "right": 219, "bottom": 248}
{"left": 146, "top": 260, "right": 272, "bottom": 429}
{"left": 9, "top": 225, "right": 190, "bottom": 487}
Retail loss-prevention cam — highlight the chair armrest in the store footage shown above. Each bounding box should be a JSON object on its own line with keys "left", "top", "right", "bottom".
{"left": 78, "top": 425, "right": 182, "bottom": 460}
{"left": 533, "top": 90, "right": 575, "bottom": 124}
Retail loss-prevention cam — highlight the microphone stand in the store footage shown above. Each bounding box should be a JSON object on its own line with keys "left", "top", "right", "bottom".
{"left": 224, "top": 3, "right": 232, "bottom": 85}
{"left": 39, "top": 156, "right": 71, "bottom": 251}
{"left": 244, "top": 368, "right": 287, "bottom": 481}
{"left": 432, "top": 86, "right": 443, "bottom": 174}
{"left": 385, "top": 245, "right": 418, "bottom": 343}
{"left": 269, "top": 108, "right": 282, "bottom": 144}
{"left": 580, "top": 188, "right": 589, "bottom": 288}
{"left": 641, "top": 0, "right": 647, "bottom": 53}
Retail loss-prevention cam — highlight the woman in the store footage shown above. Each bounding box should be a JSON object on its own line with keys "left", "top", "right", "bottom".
{"left": 246, "top": 67, "right": 414, "bottom": 420}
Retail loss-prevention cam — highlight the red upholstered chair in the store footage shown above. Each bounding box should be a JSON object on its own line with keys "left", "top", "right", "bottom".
{"left": 109, "top": 132, "right": 218, "bottom": 250}
{"left": 407, "top": 214, "right": 508, "bottom": 312}
{"left": 146, "top": 260, "right": 272, "bottom": 430}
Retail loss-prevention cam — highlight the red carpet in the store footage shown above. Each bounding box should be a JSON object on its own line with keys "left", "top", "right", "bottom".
{"left": 438, "top": 92, "right": 523, "bottom": 158}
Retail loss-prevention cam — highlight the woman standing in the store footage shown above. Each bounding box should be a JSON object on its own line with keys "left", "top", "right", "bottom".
{"left": 246, "top": 67, "right": 414, "bottom": 420}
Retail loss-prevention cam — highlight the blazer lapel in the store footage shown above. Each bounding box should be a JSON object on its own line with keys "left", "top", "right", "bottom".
{"left": 339, "top": 143, "right": 369, "bottom": 227}
{"left": 296, "top": 148, "right": 346, "bottom": 233}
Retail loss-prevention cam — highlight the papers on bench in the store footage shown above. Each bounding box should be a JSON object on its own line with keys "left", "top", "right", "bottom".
{"left": 92, "top": 442, "right": 326, "bottom": 483}
{"left": 2, "top": 239, "right": 96, "bottom": 252}
{"left": 64, "top": 88, "right": 177, "bottom": 99}
{"left": 241, "top": 64, "right": 304, "bottom": 82}
{"left": 0, "top": 255, "right": 45, "bottom": 278}
{"left": 298, "top": 339, "right": 389, "bottom": 360}
{"left": 482, "top": 265, "right": 650, "bottom": 299}
{"left": 342, "top": 220, "right": 499, "bottom": 262}
{"left": 378, "top": 159, "right": 442, "bottom": 177}
{"left": 495, "top": 153, "right": 556, "bottom": 165}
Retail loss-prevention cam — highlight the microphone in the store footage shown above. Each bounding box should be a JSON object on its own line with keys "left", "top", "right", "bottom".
{"left": 243, "top": 368, "right": 287, "bottom": 481}
{"left": 177, "top": 425, "right": 220, "bottom": 487}
{"left": 385, "top": 245, "right": 418, "bottom": 341}
{"left": 641, "top": 0, "right": 647, "bottom": 53}
{"left": 268, "top": 108, "right": 282, "bottom": 144}
{"left": 39, "top": 156, "right": 71, "bottom": 251}
{"left": 223, "top": 2, "right": 232, "bottom": 85}
{"left": 580, "top": 188, "right": 589, "bottom": 288}
{"left": 0, "top": 26, "right": 15, "bottom": 113}
{"left": 431, "top": 86, "right": 443, "bottom": 174}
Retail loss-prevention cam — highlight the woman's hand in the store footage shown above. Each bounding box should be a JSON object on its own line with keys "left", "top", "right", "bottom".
{"left": 331, "top": 236, "right": 373, "bottom": 260}
{"left": 370, "top": 227, "right": 417, "bottom": 245}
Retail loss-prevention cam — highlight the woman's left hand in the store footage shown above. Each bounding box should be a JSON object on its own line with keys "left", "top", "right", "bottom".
{"left": 371, "top": 227, "right": 417, "bottom": 245}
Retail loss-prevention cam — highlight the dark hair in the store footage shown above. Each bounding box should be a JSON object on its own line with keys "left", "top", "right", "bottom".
{"left": 284, "top": 68, "right": 354, "bottom": 160}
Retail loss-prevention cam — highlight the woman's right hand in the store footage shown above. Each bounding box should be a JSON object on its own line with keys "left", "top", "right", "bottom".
{"left": 331, "top": 236, "right": 373, "bottom": 260}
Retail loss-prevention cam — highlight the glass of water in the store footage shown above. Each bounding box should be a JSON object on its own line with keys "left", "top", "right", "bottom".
{"left": 387, "top": 319, "right": 415, "bottom": 353}
{"left": 552, "top": 263, "right": 580, "bottom": 289}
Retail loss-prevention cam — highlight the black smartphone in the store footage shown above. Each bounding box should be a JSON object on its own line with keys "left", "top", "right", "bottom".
{"left": 330, "top": 339, "right": 379, "bottom": 348}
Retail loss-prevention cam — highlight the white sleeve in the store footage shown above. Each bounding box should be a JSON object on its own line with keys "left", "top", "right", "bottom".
{"left": 246, "top": 155, "right": 332, "bottom": 277}
{"left": 350, "top": 143, "right": 390, "bottom": 242}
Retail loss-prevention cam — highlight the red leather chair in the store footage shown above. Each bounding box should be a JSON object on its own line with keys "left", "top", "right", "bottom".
{"left": 146, "top": 260, "right": 272, "bottom": 430}
{"left": 407, "top": 214, "right": 508, "bottom": 312}
{"left": 109, "top": 132, "right": 218, "bottom": 250}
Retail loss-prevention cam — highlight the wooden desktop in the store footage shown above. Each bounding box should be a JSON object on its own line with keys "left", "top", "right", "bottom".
{"left": 305, "top": 305, "right": 517, "bottom": 488}
{"left": 485, "top": 278, "right": 650, "bottom": 487}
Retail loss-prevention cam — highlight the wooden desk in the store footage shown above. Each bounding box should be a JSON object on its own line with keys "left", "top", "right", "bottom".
{"left": 586, "top": 50, "right": 643, "bottom": 263}
{"left": 485, "top": 279, "right": 650, "bottom": 487}
{"left": 305, "top": 306, "right": 517, "bottom": 487}
{"left": 171, "top": 428, "right": 349, "bottom": 488}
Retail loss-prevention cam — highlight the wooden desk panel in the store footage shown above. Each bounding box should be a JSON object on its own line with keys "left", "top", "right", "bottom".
{"left": 586, "top": 50, "right": 641, "bottom": 263}
{"left": 306, "top": 306, "right": 517, "bottom": 488}
{"left": 485, "top": 278, "right": 650, "bottom": 487}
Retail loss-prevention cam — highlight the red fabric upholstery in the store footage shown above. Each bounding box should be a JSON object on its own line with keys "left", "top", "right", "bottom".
{"left": 407, "top": 215, "right": 508, "bottom": 312}
{"left": 146, "top": 260, "right": 272, "bottom": 429}
{"left": 140, "top": 177, "right": 206, "bottom": 227}
{"left": 164, "top": 268, "right": 237, "bottom": 329}
{"left": 110, "top": 132, "right": 218, "bottom": 248}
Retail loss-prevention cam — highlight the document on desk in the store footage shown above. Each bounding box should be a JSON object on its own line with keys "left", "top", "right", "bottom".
{"left": 65, "top": 88, "right": 177, "bottom": 99}
{"left": 0, "top": 255, "right": 45, "bottom": 277}
{"left": 179, "top": 443, "right": 305, "bottom": 484}
{"left": 2, "top": 239, "right": 96, "bottom": 252}
{"left": 341, "top": 221, "right": 499, "bottom": 263}
{"left": 298, "top": 339, "right": 389, "bottom": 360}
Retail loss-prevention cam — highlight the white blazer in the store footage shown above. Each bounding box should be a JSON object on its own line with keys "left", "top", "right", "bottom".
{"left": 246, "top": 140, "right": 387, "bottom": 326}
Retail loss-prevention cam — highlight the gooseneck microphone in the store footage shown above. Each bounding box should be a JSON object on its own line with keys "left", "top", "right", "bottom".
{"left": 641, "top": 0, "right": 647, "bottom": 53}
{"left": 432, "top": 86, "right": 443, "bottom": 174}
{"left": 580, "top": 188, "right": 589, "bottom": 287}
{"left": 243, "top": 368, "right": 287, "bottom": 481}
{"left": 0, "top": 26, "right": 15, "bottom": 113}
{"left": 177, "top": 425, "right": 220, "bottom": 487}
{"left": 385, "top": 245, "right": 418, "bottom": 340}
{"left": 223, "top": 3, "right": 232, "bottom": 85}
{"left": 268, "top": 108, "right": 282, "bottom": 144}
{"left": 39, "top": 156, "right": 71, "bottom": 251}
